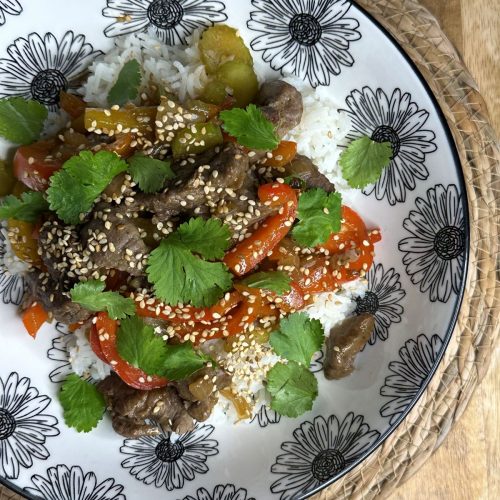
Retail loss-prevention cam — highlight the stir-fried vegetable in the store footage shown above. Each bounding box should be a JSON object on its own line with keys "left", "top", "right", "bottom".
{"left": 84, "top": 106, "right": 156, "bottom": 137}
{"left": 22, "top": 302, "right": 49, "bottom": 338}
{"left": 13, "top": 140, "right": 63, "bottom": 191}
{"left": 59, "top": 91, "right": 86, "bottom": 118}
{"left": 7, "top": 219, "right": 41, "bottom": 266}
{"left": 263, "top": 141, "right": 298, "bottom": 168}
{"left": 224, "top": 183, "right": 298, "bottom": 276}
{"left": 171, "top": 122, "right": 223, "bottom": 159}
{"left": 0, "top": 160, "right": 16, "bottom": 196}
{"left": 93, "top": 312, "right": 168, "bottom": 390}
{"left": 198, "top": 25, "right": 253, "bottom": 74}
{"left": 216, "top": 61, "right": 258, "bottom": 107}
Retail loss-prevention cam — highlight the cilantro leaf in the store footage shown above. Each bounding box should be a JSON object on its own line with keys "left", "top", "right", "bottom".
{"left": 270, "top": 312, "right": 324, "bottom": 366}
{"left": 107, "top": 59, "right": 142, "bottom": 106}
{"left": 176, "top": 217, "right": 231, "bottom": 260}
{"left": 220, "top": 104, "right": 279, "bottom": 150}
{"left": 147, "top": 218, "right": 233, "bottom": 307}
{"left": 116, "top": 316, "right": 167, "bottom": 375}
{"left": 161, "top": 342, "right": 210, "bottom": 380}
{"left": 70, "top": 280, "right": 135, "bottom": 320}
{"left": 47, "top": 150, "right": 128, "bottom": 224}
{"left": 128, "top": 153, "right": 174, "bottom": 194}
{"left": 241, "top": 271, "right": 291, "bottom": 295}
{"left": 267, "top": 362, "right": 318, "bottom": 418}
{"left": 59, "top": 374, "right": 106, "bottom": 432}
{"left": 0, "top": 192, "right": 48, "bottom": 222}
{"left": 339, "top": 136, "right": 392, "bottom": 189}
{"left": 0, "top": 97, "right": 47, "bottom": 144}
{"left": 292, "top": 189, "right": 342, "bottom": 247}
{"left": 148, "top": 233, "right": 232, "bottom": 307}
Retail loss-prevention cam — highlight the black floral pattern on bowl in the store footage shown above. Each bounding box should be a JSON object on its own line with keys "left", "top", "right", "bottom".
{"left": 0, "top": 372, "right": 59, "bottom": 480}
{"left": 181, "top": 484, "right": 255, "bottom": 500}
{"left": 0, "top": 31, "right": 101, "bottom": 109}
{"left": 25, "top": 464, "right": 126, "bottom": 500}
{"left": 355, "top": 263, "right": 406, "bottom": 345}
{"left": 0, "top": 228, "right": 24, "bottom": 305}
{"left": 398, "top": 184, "right": 466, "bottom": 303}
{"left": 120, "top": 423, "right": 218, "bottom": 491}
{"left": 270, "top": 413, "right": 380, "bottom": 499}
{"left": 379, "top": 334, "right": 443, "bottom": 425}
{"left": 247, "top": 0, "right": 361, "bottom": 87}
{"left": 342, "top": 87, "right": 437, "bottom": 205}
{"left": 103, "top": 0, "right": 227, "bottom": 45}
{"left": 0, "top": 0, "right": 22, "bottom": 26}
{"left": 47, "top": 323, "right": 74, "bottom": 384}
{"left": 251, "top": 405, "right": 281, "bottom": 428}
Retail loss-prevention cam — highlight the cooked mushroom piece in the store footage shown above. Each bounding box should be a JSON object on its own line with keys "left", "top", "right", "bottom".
{"left": 323, "top": 313, "right": 375, "bottom": 380}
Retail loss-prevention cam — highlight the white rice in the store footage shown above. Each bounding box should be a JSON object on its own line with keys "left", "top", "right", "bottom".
{"left": 67, "top": 327, "right": 111, "bottom": 381}
{"left": 282, "top": 75, "right": 355, "bottom": 195}
{"left": 305, "top": 279, "right": 368, "bottom": 334}
{"left": 81, "top": 29, "right": 208, "bottom": 106}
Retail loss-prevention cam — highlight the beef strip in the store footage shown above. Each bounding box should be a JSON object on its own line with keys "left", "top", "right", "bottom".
{"left": 139, "top": 142, "right": 249, "bottom": 220}
{"left": 256, "top": 80, "right": 303, "bottom": 138}
{"left": 38, "top": 218, "right": 85, "bottom": 285}
{"left": 98, "top": 373, "right": 195, "bottom": 438}
{"left": 210, "top": 169, "right": 274, "bottom": 239}
{"left": 280, "top": 154, "right": 335, "bottom": 192}
{"left": 323, "top": 313, "right": 375, "bottom": 380}
{"left": 80, "top": 204, "right": 149, "bottom": 276}
{"left": 24, "top": 270, "right": 92, "bottom": 324}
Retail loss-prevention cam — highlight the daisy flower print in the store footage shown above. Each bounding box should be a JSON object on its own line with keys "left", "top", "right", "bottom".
{"left": 120, "top": 424, "right": 218, "bottom": 491}
{"left": 103, "top": 0, "right": 227, "bottom": 45}
{"left": 0, "top": 0, "right": 22, "bottom": 26}
{"left": 0, "top": 372, "right": 59, "bottom": 479}
{"left": 0, "top": 31, "right": 101, "bottom": 109}
{"left": 343, "top": 87, "right": 437, "bottom": 204}
{"left": 399, "top": 184, "right": 466, "bottom": 303}
{"left": 247, "top": 0, "right": 361, "bottom": 87}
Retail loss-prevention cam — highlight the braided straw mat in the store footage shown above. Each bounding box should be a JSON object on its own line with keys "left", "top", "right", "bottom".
{"left": 1, "top": 1, "right": 498, "bottom": 499}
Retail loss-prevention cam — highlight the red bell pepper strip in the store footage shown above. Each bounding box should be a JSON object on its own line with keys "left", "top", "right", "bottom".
{"left": 22, "top": 302, "right": 49, "bottom": 338}
{"left": 276, "top": 281, "right": 305, "bottom": 312}
{"left": 136, "top": 291, "right": 242, "bottom": 324}
{"left": 223, "top": 183, "right": 297, "bottom": 276}
{"left": 13, "top": 140, "right": 63, "bottom": 191}
{"left": 263, "top": 141, "right": 297, "bottom": 168}
{"left": 94, "top": 312, "right": 168, "bottom": 390}
{"left": 89, "top": 325, "right": 108, "bottom": 364}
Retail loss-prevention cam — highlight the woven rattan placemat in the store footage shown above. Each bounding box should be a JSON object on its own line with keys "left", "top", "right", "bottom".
{"left": 1, "top": 1, "right": 498, "bottom": 499}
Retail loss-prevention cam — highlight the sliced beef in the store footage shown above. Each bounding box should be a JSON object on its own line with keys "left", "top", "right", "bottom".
{"left": 80, "top": 204, "right": 148, "bottom": 276}
{"left": 38, "top": 218, "right": 85, "bottom": 285}
{"left": 25, "top": 270, "right": 92, "bottom": 324}
{"left": 211, "top": 169, "right": 274, "bottom": 238}
{"left": 141, "top": 143, "right": 249, "bottom": 220}
{"left": 98, "top": 373, "right": 195, "bottom": 438}
{"left": 280, "top": 154, "right": 335, "bottom": 192}
{"left": 256, "top": 80, "right": 303, "bottom": 138}
{"left": 324, "top": 313, "right": 375, "bottom": 380}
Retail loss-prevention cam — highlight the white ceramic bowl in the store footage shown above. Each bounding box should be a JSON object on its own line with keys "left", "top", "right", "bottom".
{"left": 0, "top": 1, "right": 467, "bottom": 499}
